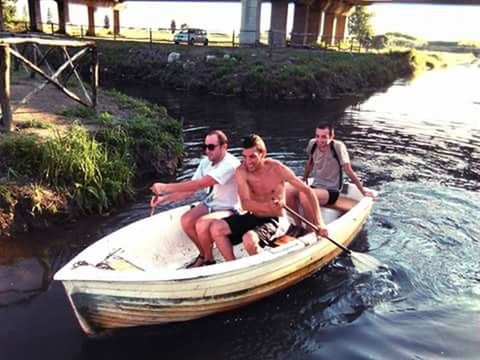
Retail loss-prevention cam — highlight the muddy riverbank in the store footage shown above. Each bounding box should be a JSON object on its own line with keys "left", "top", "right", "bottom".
{"left": 97, "top": 41, "right": 422, "bottom": 100}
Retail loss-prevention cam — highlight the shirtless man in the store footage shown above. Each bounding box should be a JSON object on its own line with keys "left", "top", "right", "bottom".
{"left": 208, "top": 133, "right": 328, "bottom": 261}
{"left": 150, "top": 130, "right": 240, "bottom": 267}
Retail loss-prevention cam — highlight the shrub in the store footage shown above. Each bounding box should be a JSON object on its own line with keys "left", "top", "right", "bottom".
{"left": 41, "top": 124, "right": 134, "bottom": 213}
{"left": 60, "top": 106, "right": 98, "bottom": 120}
{"left": 0, "top": 133, "right": 43, "bottom": 178}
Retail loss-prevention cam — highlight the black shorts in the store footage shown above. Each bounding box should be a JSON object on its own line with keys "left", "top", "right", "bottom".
{"left": 310, "top": 186, "right": 339, "bottom": 205}
{"left": 224, "top": 212, "right": 280, "bottom": 247}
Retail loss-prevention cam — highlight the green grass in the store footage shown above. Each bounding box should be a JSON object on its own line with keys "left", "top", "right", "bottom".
{"left": 16, "top": 119, "right": 52, "bottom": 130}
{"left": 0, "top": 92, "right": 183, "bottom": 215}
{"left": 59, "top": 106, "right": 98, "bottom": 120}
{"left": 94, "top": 39, "right": 418, "bottom": 100}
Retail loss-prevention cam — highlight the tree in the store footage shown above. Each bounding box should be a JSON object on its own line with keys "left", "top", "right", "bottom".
{"left": 170, "top": 19, "right": 176, "bottom": 34}
{"left": 348, "top": 6, "right": 374, "bottom": 45}
{"left": 1, "top": 0, "right": 17, "bottom": 24}
{"left": 180, "top": 23, "right": 188, "bottom": 30}
{"left": 104, "top": 15, "right": 110, "bottom": 29}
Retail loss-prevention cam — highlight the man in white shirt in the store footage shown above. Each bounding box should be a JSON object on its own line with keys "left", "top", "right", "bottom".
{"left": 151, "top": 130, "right": 240, "bottom": 267}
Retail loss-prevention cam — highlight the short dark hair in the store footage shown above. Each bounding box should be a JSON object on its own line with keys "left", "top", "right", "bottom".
{"left": 242, "top": 133, "right": 266, "bottom": 154}
{"left": 316, "top": 123, "right": 334, "bottom": 136}
{"left": 206, "top": 130, "right": 228, "bottom": 145}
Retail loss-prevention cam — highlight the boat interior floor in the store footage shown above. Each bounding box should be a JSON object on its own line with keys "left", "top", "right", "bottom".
{"left": 90, "top": 202, "right": 354, "bottom": 273}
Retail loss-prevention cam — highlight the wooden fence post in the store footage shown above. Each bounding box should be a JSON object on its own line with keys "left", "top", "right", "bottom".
{"left": 91, "top": 45, "right": 98, "bottom": 108}
{"left": 0, "top": 2, "right": 4, "bottom": 32}
{"left": 0, "top": 45, "right": 13, "bottom": 132}
{"left": 232, "top": 30, "right": 235, "bottom": 48}
{"left": 149, "top": 28, "right": 153, "bottom": 44}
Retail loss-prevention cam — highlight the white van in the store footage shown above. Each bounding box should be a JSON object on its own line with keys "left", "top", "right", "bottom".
{"left": 173, "top": 29, "right": 209, "bottom": 46}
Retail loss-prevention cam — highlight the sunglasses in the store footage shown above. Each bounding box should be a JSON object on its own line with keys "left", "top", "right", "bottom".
{"left": 202, "top": 143, "right": 221, "bottom": 151}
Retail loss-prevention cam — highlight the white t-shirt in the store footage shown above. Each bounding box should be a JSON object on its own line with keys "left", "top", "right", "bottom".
{"left": 192, "top": 152, "right": 241, "bottom": 211}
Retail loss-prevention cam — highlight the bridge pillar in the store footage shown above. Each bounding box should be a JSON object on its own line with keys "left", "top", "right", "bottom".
{"left": 56, "top": 0, "right": 69, "bottom": 34}
{"left": 269, "top": 0, "right": 288, "bottom": 46}
{"left": 334, "top": 14, "right": 347, "bottom": 42}
{"left": 291, "top": 0, "right": 331, "bottom": 46}
{"left": 113, "top": 9, "right": 120, "bottom": 36}
{"left": 27, "top": 0, "right": 42, "bottom": 32}
{"left": 321, "top": 1, "right": 352, "bottom": 45}
{"left": 112, "top": 3, "right": 125, "bottom": 37}
{"left": 256, "top": 0, "right": 262, "bottom": 42}
{"left": 86, "top": 4, "right": 96, "bottom": 36}
{"left": 291, "top": 3, "right": 308, "bottom": 45}
{"left": 321, "top": 11, "right": 335, "bottom": 45}
{"left": 239, "top": 0, "right": 261, "bottom": 46}
{"left": 307, "top": 7, "right": 322, "bottom": 44}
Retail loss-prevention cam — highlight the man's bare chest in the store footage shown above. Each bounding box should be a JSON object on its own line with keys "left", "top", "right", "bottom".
{"left": 246, "top": 171, "right": 282, "bottom": 196}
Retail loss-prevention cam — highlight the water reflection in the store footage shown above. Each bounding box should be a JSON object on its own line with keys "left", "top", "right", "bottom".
{"left": 1, "top": 62, "right": 480, "bottom": 359}
{"left": 0, "top": 240, "right": 52, "bottom": 307}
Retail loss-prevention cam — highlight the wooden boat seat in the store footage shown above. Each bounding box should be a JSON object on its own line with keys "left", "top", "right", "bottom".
{"left": 323, "top": 196, "right": 358, "bottom": 213}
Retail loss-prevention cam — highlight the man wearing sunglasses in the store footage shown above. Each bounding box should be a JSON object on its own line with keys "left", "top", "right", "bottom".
{"left": 150, "top": 130, "right": 240, "bottom": 268}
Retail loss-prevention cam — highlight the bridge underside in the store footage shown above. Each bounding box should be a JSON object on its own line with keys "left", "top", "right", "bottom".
{"left": 5, "top": 0, "right": 480, "bottom": 46}
{"left": 240, "top": 0, "right": 360, "bottom": 47}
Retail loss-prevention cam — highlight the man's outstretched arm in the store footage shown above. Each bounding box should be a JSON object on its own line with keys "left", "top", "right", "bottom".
{"left": 151, "top": 175, "right": 217, "bottom": 195}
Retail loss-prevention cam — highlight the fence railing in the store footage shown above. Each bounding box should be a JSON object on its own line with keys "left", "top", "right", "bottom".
{"left": 7, "top": 20, "right": 373, "bottom": 52}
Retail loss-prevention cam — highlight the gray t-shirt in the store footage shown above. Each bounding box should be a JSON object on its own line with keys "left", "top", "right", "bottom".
{"left": 306, "top": 139, "right": 350, "bottom": 190}
{"left": 192, "top": 152, "right": 240, "bottom": 210}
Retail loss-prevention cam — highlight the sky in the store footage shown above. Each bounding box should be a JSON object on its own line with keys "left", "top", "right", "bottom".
{"left": 15, "top": 1, "right": 480, "bottom": 41}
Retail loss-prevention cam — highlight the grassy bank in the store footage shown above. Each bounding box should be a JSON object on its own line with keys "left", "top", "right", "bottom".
{"left": 96, "top": 41, "right": 422, "bottom": 100}
{"left": 0, "top": 89, "right": 183, "bottom": 237}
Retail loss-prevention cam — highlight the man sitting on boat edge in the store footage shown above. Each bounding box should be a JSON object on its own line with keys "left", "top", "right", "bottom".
{"left": 207, "top": 133, "right": 329, "bottom": 262}
{"left": 286, "top": 123, "right": 376, "bottom": 231}
{"left": 150, "top": 130, "right": 240, "bottom": 268}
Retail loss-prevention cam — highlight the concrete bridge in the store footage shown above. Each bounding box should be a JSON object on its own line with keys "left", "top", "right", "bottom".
{"left": 4, "top": 0, "right": 480, "bottom": 46}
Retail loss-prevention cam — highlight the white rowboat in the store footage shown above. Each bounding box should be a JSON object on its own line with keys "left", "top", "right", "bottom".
{"left": 54, "top": 184, "right": 375, "bottom": 336}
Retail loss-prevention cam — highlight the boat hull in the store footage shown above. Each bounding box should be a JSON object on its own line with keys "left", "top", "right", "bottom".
{"left": 57, "top": 189, "right": 373, "bottom": 336}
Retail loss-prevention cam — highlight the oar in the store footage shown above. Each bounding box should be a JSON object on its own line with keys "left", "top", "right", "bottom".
{"left": 283, "top": 204, "right": 382, "bottom": 273}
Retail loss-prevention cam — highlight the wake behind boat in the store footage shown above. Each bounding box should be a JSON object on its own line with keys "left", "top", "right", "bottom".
{"left": 54, "top": 184, "right": 375, "bottom": 336}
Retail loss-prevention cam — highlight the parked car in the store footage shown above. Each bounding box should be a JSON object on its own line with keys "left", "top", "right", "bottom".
{"left": 173, "top": 28, "right": 209, "bottom": 46}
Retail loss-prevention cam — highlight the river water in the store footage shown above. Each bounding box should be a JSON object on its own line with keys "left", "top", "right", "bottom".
{"left": 1, "top": 60, "right": 479, "bottom": 359}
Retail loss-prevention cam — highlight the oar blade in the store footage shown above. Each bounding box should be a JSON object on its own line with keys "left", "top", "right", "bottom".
{"left": 350, "top": 251, "right": 382, "bottom": 273}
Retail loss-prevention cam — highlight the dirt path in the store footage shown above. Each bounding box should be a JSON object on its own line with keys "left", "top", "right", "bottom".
{"left": 9, "top": 76, "right": 128, "bottom": 136}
